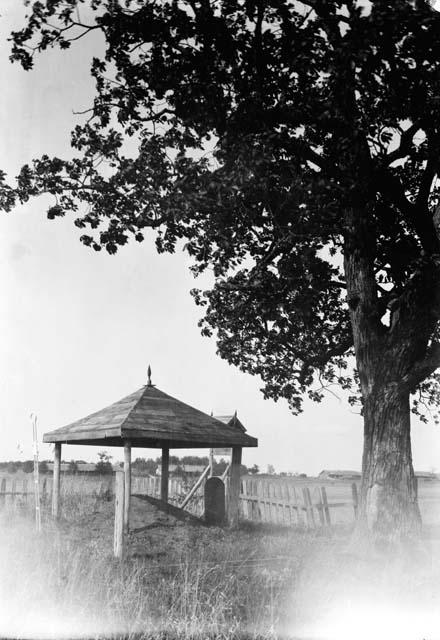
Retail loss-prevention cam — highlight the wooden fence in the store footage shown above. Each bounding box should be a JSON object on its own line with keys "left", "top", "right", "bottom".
{"left": 132, "top": 474, "right": 359, "bottom": 528}
{"left": 0, "top": 473, "right": 359, "bottom": 529}
{"left": 131, "top": 475, "right": 206, "bottom": 517}
{"left": 0, "top": 476, "right": 52, "bottom": 510}
{"left": 239, "top": 478, "right": 359, "bottom": 528}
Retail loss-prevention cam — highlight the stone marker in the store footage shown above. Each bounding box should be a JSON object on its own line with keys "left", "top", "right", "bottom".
{"left": 204, "top": 476, "right": 225, "bottom": 526}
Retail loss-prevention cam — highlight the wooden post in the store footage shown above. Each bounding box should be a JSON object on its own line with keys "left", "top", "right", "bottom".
{"left": 302, "top": 487, "right": 315, "bottom": 528}
{"left": 114, "top": 470, "right": 125, "bottom": 559}
{"left": 227, "top": 446, "right": 242, "bottom": 527}
{"left": 282, "top": 483, "right": 289, "bottom": 526}
{"left": 320, "top": 486, "right": 331, "bottom": 526}
{"left": 124, "top": 440, "right": 131, "bottom": 533}
{"left": 22, "top": 479, "right": 28, "bottom": 506}
{"left": 351, "top": 482, "right": 359, "bottom": 518}
{"left": 316, "top": 488, "right": 325, "bottom": 526}
{"left": 11, "top": 479, "right": 17, "bottom": 511}
{"left": 0, "top": 478, "right": 6, "bottom": 508}
{"left": 209, "top": 448, "right": 214, "bottom": 477}
{"left": 52, "top": 442, "right": 61, "bottom": 519}
{"left": 180, "top": 465, "right": 210, "bottom": 509}
{"left": 161, "top": 447, "right": 169, "bottom": 503}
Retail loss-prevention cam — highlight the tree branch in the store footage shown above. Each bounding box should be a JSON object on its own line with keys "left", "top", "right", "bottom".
{"left": 415, "top": 155, "right": 438, "bottom": 210}
{"left": 403, "top": 341, "right": 440, "bottom": 390}
{"left": 385, "top": 121, "right": 421, "bottom": 165}
{"left": 375, "top": 168, "right": 436, "bottom": 252}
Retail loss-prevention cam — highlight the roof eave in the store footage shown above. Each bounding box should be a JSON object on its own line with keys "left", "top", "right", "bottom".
{"left": 43, "top": 426, "right": 122, "bottom": 443}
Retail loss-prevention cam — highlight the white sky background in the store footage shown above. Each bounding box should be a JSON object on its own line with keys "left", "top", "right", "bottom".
{"left": 0, "top": 2, "right": 439, "bottom": 475}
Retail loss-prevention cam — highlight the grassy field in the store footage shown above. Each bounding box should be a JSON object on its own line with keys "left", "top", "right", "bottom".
{"left": 0, "top": 497, "right": 329, "bottom": 639}
{"left": 1, "top": 476, "right": 440, "bottom": 640}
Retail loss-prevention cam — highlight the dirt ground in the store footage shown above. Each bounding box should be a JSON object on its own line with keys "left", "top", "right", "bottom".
{"left": 55, "top": 493, "right": 221, "bottom": 568}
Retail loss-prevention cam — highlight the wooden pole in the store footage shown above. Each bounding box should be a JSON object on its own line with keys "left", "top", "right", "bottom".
{"left": 209, "top": 449, "right": 214, "bottom": 477}
{"left": 0, "top": 478, "right": 6, "bottom": 508}
{"left": 316, "top": 488, "right": 325, "bottom": 526}
{"left": 227, "top": 446, "right": 242, "bottom": 527}
{"left": 180, "top": 464, "right": 210, "bottom": 509}
{"left": 114, "top": 470, "right": 125, "bottom": 558}
{"left": 31, "top": 414, "right": 41, "bottom": 532}
{"left": 161, "top": 447, "right": 169, "bottom": 503}
{"left": 124, "top": 440, "right": 131, "bottom": 533}
{"left": 320, "top": 486, "right": 331, "bottom": 526}
{"left": 351, "top": 482, "right": 359, "bottom": 518}
{"left": 52, "top": 442, "right": 61, "bottom": 519}
{"left": 302, "top": 487, "right": 315, "bottom": 528}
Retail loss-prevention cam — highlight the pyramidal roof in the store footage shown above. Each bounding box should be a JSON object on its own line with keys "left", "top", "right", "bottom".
{"left": 43, "top": 384, "right": 258, "bottom": 449}
{"left": 215, "top": 414, "right": 246, "bottom": 433}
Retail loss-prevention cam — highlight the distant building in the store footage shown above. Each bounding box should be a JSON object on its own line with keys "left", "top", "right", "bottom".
{"left": 319, "top": 469, "right": 361, "bottom": 481}
{"left": 415, "top": 471, "right": 438, "bottom": 482}
{"left": 215, "top": 414, "right": 246, "bottom": 432}
{"left": 47, "top": 462, "right": 71, "bottom": 473}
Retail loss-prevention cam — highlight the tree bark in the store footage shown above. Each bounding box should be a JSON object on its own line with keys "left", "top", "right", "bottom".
{"left": 343, "top": 201, "right": 424, "bottom": 549}
{"left": 356, "top": 382, "right": 421, "bottom": 548}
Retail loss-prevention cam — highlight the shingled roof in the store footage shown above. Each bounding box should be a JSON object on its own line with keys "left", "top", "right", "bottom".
{"left": 43, "top": 383, "right": 258, "bottom": 449}
{"left": 215, "top": 414, "right": 246, "bottom": 432}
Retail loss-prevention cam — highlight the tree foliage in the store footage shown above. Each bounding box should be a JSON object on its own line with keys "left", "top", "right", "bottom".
{"left": 95, "top": 450, "right": 113, "bottom": 474}
{"left": 5, "top": 0, "right": 440, "bottom": 418}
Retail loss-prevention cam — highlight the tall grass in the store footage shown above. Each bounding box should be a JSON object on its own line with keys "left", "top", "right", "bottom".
{"left": 3, "top": 478, "right": 440, "bottom": 640}
{"left": 0, "top": 490, "right": 323, "bottom": 640}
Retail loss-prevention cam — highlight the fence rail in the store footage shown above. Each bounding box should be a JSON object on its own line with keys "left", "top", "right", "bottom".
{"left": 239, "top": 478, "right": 358, "bottom": 528}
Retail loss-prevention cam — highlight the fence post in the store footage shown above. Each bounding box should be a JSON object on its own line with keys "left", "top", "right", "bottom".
{"left": 255, "top": 480, "right": 263, "bottom": 522}
{"left": 0, "top": 478, "right": 6, "bottom": 508}
{"left": 282, "top": 483, "right": 289, "bottom": 526}
{"left": 276, "top": 482, "right": 284, "bottom": 525}
{"left": 316, "top": 488, "right": 325, "bottom": 526}
{"left": 22, "top": 479, "right": 29, "bottom": 507}
{"left": 320, "top": 487, "right": 331, "bottom": 526}
{"left": 351, "top": 482, "right": 359, "bottom": 518}
{"left": 264, "top": 481, "right": 272, "bottom": 522}
{"left": 114, "top": 470, "right": 125, "bottom": 559}
{"left": 302, "top": 487, "right": 315, "bottom": 528}
{"left": 11, "top": 479, "right": 17, "bottom": 511}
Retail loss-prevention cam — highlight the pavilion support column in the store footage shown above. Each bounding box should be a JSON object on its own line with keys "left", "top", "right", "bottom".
{"left": 124, "top": 440, "right": 131, "bottom": 533}
{"left": 161, "top": 447, "right": 169, "bottom": 503}
{"left": 52, "top": 442, "right": 61, "bottom": 520}
{"left": 227, "top": 446, "right": 242, "bottom": 528}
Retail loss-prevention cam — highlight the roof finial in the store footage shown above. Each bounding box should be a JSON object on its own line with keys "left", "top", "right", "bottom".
{"left": 147, "top": 365, "right": 152, "bottom": 387}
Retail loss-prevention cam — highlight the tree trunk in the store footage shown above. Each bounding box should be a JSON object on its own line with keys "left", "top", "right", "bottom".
{"left": 356, "top": 382, "right": 421, "bottom": 549}
{"left": 342, "top": 200, "right": 424, "bottom": 549}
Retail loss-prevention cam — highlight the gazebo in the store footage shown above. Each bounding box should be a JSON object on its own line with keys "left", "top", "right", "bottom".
{"left": 43, "top": 369, "right": 258, "bottom": 528}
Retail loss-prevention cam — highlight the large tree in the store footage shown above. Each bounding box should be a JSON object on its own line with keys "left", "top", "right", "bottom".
{"left": 3, "top": 0, "right": 440, "bottom": 546}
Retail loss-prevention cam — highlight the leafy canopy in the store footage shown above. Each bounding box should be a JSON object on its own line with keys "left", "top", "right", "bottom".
{"left": 4, "top": 0, "right": 440, "bottom": 416}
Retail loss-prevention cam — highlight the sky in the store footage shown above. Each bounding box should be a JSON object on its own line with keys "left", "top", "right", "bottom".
{"left": 0, "top": 1, "right": 439, "bottom": 475}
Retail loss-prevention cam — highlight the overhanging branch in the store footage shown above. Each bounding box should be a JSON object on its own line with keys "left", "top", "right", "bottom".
{"left": 403, "top": 341, "right": 440, "bottom": 390}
